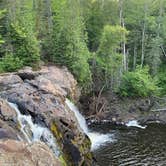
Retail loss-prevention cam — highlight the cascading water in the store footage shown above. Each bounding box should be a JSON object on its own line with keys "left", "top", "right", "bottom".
{"left": 65, "top": 99, "right": 114, "bottom": 151}
{"left": 8, "top": 102, "right": 60, "bottom": 157}
{"left": 126, "top": 120, "right": 146, "bottom": 129}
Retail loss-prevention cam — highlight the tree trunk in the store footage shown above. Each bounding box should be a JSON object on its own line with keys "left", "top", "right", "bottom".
{"left": 157, "top": 0, "right": 163, "bottom": 37}
{"left": 36, "top": 0, "right": 42, "bottom": 38}
{"left": 44, "top": 0, "right": 53, "bottom": 34}
{"left": 133, "top": 43, "right": 137, "bottom": 70}
{"left": 122, "top": 19, "right": 127, "bottom": 71}
{"left": 33, "top": 0, "right": 36, "bottom": 10}
{"left": 119, "top": 0, "right": 127, "bottom": 71}
{"left": 141, "top": 22, "right": 145, "bottom": 68}
{"left": 141, "top": 2, "right": 148, "bottom": 68}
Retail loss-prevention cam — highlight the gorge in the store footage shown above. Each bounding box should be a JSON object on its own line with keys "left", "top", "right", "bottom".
{"left": 0, "top": 66, "right": 166, "bottom": 166}
{"left": 0, "top": 1, "right": 166, "bottom": 165}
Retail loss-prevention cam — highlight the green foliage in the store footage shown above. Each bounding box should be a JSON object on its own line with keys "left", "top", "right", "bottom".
{"left": 93, "top": 25, "right": 128, "bottom": 90}
{"left": 118, "top": 66, "right": 158, "bottom": 97}
{"left": 98, "top": 25, "right": 128, "bottom": 56}
{"left": 9, "top": 23, "right": 40, "bottom": 67}
{"left": 82, "top": 0, "right": 119, "bottom": 51}
{"left": 146, "top": 37, "right": 162, "bottom": 75}
{"left": 0, "top": 30, "right": 4, "bottom": 46}
{"left": 0, "top": 53, "right": 23, "bottom": 72}
{"left": 156, "top": 66, "right": 166, "bottom": 96}
{"left": 0, "top": 0, "right": 165, "bottom": 97}
{"left": 51, "top": 0, "right": 92, "bottom": 89}
{"left": 72, "top": 55, "right": 92, "bottom": 88}
{"left": 85, "top": 1, "right": 105, "bottom": 51}
{"left": 0, "top": 9, "right": 5, "bottom": 46}
{"left": 0, "top": 1, "right": 40, "bottom": 73}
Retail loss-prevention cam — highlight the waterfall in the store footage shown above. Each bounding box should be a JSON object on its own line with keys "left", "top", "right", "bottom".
{"left": 8, "top": 102, "right": 60, "bottom": 157}
{"left": 65, "top": 99, "right": 114, "bottom": 151}
{"left": 126, "top": 120, "right": 146, "bottom": 129}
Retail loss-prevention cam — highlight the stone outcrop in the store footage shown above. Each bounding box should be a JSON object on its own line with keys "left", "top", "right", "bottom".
{"left": 17, "top": 66, "right": 80, "bottom": 101}
{"left": 0, "top": 140, "right": 61, "bottom": 166}
{"left": 0, "top": 99, "right": 17, "bottom": 121}
{"left": 0, "top": 66, "right": 92, "bottom": 166}
{"left": 0, "top": 99, "right": 26, "bottom": 140}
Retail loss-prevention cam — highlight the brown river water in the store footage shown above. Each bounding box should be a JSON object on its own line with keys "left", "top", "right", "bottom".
{"left": 91, "top": 123, "right": 166, "bottom": 166}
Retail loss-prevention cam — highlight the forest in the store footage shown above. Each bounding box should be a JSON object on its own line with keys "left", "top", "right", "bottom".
{"left": 0, "top": 0, "right": 166, "bottom": 97}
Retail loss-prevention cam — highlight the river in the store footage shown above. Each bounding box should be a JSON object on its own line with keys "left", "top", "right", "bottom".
{"left": 66, "top": 99, "right": 166, "bottom": 165}
{"left": 91, "top": 123, "right": 166, "bottom": 166}
{"left": 8, "top": 99, "right": 166, "bottom": 165}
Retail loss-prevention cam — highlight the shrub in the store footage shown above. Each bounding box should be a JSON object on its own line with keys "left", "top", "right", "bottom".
{"left": 72, "top": 56, "right": 92, "bottom": 89}
{"left": 118, "top": 66, "right": 158, "bottom": 97}
{"left": 9, "top": 23, "right": 40, "bottom": 67}
{"left": 92, "top": 25, "right": 128, "bottom": 90}
{"left": 156, "top": 66, "right": 166, "bottom": 96}
{"left": 0, "top": 53, "right": 23, "bottom": 72}
{"left": 51, "top": 1, "right": 92, "bottom": 90}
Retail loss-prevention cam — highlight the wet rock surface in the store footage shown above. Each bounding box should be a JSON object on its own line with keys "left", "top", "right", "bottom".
{"left": 0, "top": 66, "right": 92, "bottom": 166}
{"left": 0, "top": 99, "right": 17, "bottom": 120}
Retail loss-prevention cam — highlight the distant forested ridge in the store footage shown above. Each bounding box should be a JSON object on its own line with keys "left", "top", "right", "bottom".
{"left": 0, "top": 0, "right": 165, "bottom": 96}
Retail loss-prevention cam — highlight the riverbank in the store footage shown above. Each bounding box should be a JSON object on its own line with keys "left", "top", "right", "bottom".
{"left": 79, "top": 92, "right": 166, "bottom": 126}
{"left": 0, "top": 65, "right": 165, "bottom": 165}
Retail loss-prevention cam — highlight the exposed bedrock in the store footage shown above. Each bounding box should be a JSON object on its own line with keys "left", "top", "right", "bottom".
{"left": 0, "top": 139, "right": 61, "bottom": 166}
{"left": 0, "top": 66, "right": 92, "bottom": 166}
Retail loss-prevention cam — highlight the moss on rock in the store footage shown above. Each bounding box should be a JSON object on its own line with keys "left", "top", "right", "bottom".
{"left": 50, "top": 120, "right": 92, "bottom": 166}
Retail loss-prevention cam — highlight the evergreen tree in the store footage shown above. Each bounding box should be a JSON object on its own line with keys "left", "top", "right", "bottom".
{"left": 92, "top": 25, "right": 128, "bottom": 91}
{"left": 0, "top": 10, "right": 5, "bottom": 45}
{"left": 0, "top": 0, "right": 165, "bottom": 96}
{"left": 51, "top": 0, "right": 92, "bottom": 89}
{"left": 1, "top": 0, "right": 40, "bottom": 68}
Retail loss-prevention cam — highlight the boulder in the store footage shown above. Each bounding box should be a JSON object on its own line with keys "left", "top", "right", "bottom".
{"left": 0, "top": 74, "right": 23, "bottom": 91}
{"left": 0, "top": 140, "right": 61, "bottom": 166}
{"left": 26, "top": 76, "right": 67, "bottom": 100}
{"left": 0, "top": 99, "right": 26, "bottom": 140}
{"left": 0, "top": 120, "right": 19, "bottom": 140}
{"left": 18, "top": 66, "right": 39, "bottom": 80}
{"left": 0, "top": 66, "right": 92, "bottom": 166}
{"left": 39, "top": 66, "right": 80, "bottom": 101}
{"left": 0, "top": 99, "right": 17, "bottom": 120}
{"left": 17, "top": 66, "right": 80, "bottom": 101}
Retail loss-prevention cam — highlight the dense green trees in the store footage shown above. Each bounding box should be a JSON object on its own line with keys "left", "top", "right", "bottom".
{"left": 118, "top": 66, "right": 158, "bottom": 97}
{"left": 0, "top": 0, "right": 165, "bottom": 96}
{"left": 83, "top": 0, "right": 166, "bottom": 96}
{"left": 0, "top": 10, "right": 4, "bottom": 45}
{"left": 50, "top": 0, "right": 92, "bottom": 88}
{"left": 0, "top": 0, "right": 40, "bottom": 71}
{"left": 92, "top": 25, "right": 128, "bottom": 91}
{"left": 0, "top": 8, "right": 5, "bottom": 42}
{"left": 9, "top": 24, "right": 40, "bottom": 67}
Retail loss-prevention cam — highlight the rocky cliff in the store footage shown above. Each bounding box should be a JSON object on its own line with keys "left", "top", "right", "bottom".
{"left": 0, "top": 66, "right": 92, "bottom": 166}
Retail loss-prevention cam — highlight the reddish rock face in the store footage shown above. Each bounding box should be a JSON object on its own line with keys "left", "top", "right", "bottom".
{"left": 0, "top": 100, "right": 23, "bottom": 140}
{"left": 0, "top": 120, "right": 19, "bottom": 140}
{"left": 0, "top": 66, "right": 92, "bottom": 166}
{"left": 0, "top": 140, "right": 61, "bottom": 166}
{"left": 0, "top": 74, "right": 23, "bottom": 86}
{"left": 17, "top": 66, "right": 80, "bottom": 101}
{"left": 0, "top": 99, "right": 17, "bottom": 120}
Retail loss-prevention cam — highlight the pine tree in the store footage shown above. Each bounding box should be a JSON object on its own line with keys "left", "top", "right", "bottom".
{"left": 51, "top": 0, "right": 92, "bottom": 89}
